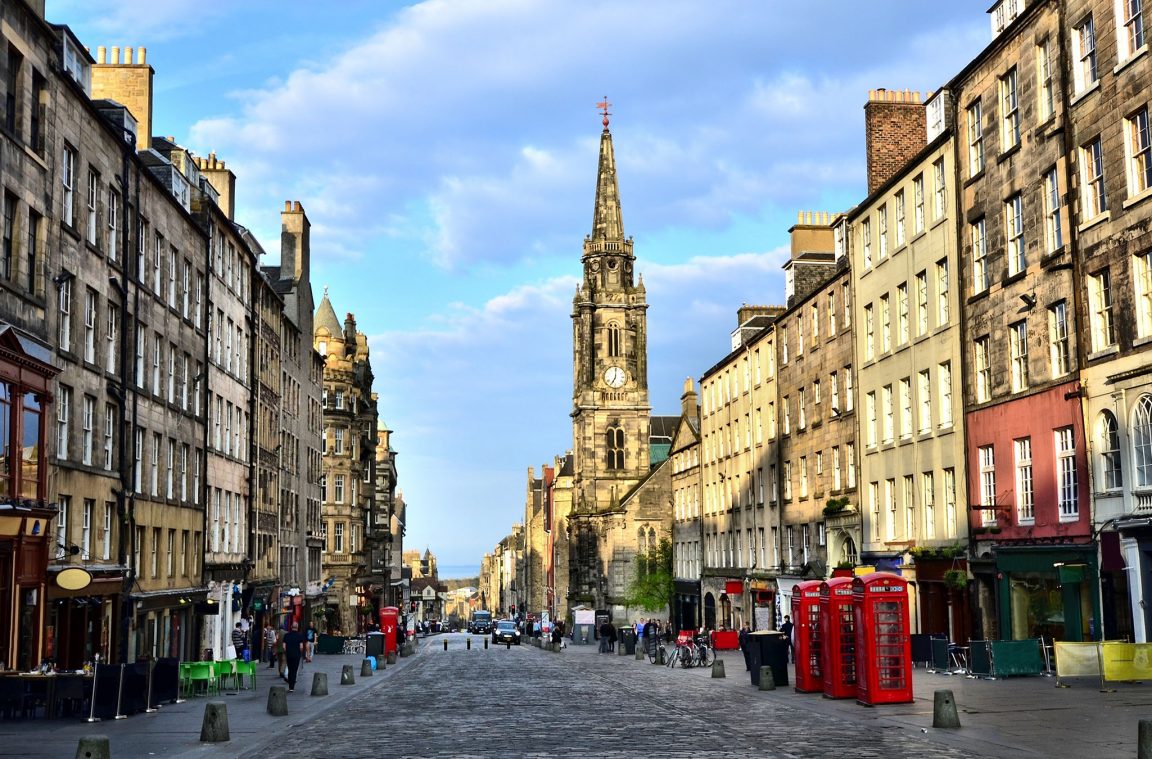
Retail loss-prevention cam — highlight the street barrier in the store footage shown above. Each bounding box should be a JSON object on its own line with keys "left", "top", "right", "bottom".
{"left": 988, "top": 639, "right": 1045, "bottom": 677}
{"left": 1101, "top": 642, "right": 1152, "bottom": 683}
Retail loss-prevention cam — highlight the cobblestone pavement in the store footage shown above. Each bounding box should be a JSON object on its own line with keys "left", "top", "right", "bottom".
{"left": 288, "top": 635, "right": 984, "bottom": 758}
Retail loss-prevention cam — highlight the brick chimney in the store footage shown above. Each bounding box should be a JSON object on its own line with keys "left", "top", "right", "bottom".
{"left": 280, "top": 200, "right": 310, "bottom": 285}
{"left": 864, "top": 89, "right": 926, "bottom": 195}
{"left": 680, "top": 377, "right": 699, "bottom": 419}
{"left": 91, "top": 46, "right": 153, "bottom": 152}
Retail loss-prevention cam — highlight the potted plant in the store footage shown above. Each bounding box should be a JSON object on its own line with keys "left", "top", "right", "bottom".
{"left": 942, "top": 569, "right": 968, "bottom": 590}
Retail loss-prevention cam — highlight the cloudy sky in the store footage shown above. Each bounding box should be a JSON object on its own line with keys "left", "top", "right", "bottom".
{"left": 49, "top": 0, "right": 991, "bottom": 573}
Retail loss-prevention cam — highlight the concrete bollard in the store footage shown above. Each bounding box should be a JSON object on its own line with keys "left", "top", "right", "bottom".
{"left": 506, "top": 641, "right": 511, "bottom": 650}
{"left": 1139, "top": 719, "right": 1152, "bottom": 759}
{"left": 340, "top": 665, "right": 355, "bottom": 685}
{"left": 466, "top": 638, "right": 471, "bottom": 650}
{"left": 199, "top": 701, "right": 230, "bottom": 742}
{"left": 758, "top": 666, "right": 776, "bottom": 691}
{"left": 387, "top": 651, "right": 397, "bottom": 664}
{"left": 712, "top": 660, "right": 726, "bottom": 678}
{"left": 310, "top": 672, "right": 328, "bottom": 697}
{"left": 266, "top": 686, "right": 288, "bottom": 716}
{"left": 933, "top": 690, "right": 961, "bottom": 729}
{"left": 617, "top": 643, "right": 626, "bottom": 656}
{"left": 360, "top": 659, "right": 374, "bottom": 677}
{"left": 74, "top": 735, "right": 111, "bottom": 759}
{"left": 376, "top": 655, "right": 387, "bottom": 670}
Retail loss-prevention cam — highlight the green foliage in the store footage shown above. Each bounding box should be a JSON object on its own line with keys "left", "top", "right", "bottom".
{"left": 625, "top": 537, "right": 674, "bottom": 612}
{"left": 942, "top": 569, "right": 968, "bottom": 589}
{"left": 823, "top": 497, "right": 852, "bottom": 516}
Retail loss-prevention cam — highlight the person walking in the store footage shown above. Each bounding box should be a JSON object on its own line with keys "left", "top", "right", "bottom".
{"left": 305, "top": 624, "right": 317, "bottom": 661}
{"left": 282, "top": 622, "right": 307, "bottom": 692}
{"left": 275, "top": 629, "right": 287, "bottom": 679}
{"left": 264, "top": 624, "right": 277, "bottom": 668}
{"left": 608, "top": 623, "right": 617, "bottom": 653}
{"left": 230, "top": 622, "right": 247, "bottom": 660}
{"left": 598, "top": 620, "right": 611, "bottom": 653}
{"left": 780, "top": 615, "right": 795, "bottom": 663}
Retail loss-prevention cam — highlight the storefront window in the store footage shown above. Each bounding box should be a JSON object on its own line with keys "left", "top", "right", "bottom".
{"left": 0, "top": 382, "right": 9, "bottom": 487}
{"left": 21, "top": 392, "right": 41, "bottom": 499}
{"left": 1009, "top": 571, "right": 1092, "bottom": 641}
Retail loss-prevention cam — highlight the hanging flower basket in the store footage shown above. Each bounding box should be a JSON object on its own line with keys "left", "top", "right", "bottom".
{"left": 942, "top": 569, "right": 968, "bottom": 590}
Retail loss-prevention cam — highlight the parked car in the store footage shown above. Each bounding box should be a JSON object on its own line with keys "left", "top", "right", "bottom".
{"left": 492, "top": 619, "right": 521, "bottom": 645}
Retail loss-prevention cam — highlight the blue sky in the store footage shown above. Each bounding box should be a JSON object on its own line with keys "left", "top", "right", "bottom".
{"left": 49, "top": 0, "right": 991, "bottom": 572}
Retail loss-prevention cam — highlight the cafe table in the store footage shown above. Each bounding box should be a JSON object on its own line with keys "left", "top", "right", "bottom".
{"left": 0, "top": 671, "right": 93, "bottom": 719}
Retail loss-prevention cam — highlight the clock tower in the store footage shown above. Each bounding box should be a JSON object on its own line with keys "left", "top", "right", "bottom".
{"left": 571, "top": 105, "right": 651, "bottom": 514}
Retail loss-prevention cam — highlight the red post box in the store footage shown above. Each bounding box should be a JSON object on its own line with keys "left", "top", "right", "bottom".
{"left": 819, "top": 577, "right": 857, "bottom": 699}
{"left": 378, "top": 606, "right": 399, "bottom": 655}
{"left": 852, "top": 572, "right": 913, "bottom": 706}
{"left": 791, "top": 580, "right": 823, "bottom": 693}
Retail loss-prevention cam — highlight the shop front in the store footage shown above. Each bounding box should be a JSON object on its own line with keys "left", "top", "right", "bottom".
{"left": 995, "top": 544, "right": 1098, "bottom": 642}
{"left": 132, "top": 589, "right": 202, "bottom": 661}
{"left": 672, "top": 579, "right": 699, "bottom": 632}
{"left": 909, "top": 557, "right": 971, "bottom": 644}
{"left": 44, "top": 568, "right": 124, "bottom": 668}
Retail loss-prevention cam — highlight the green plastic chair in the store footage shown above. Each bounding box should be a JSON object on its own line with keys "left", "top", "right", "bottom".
{"left": 234, "top": 660, "right": 257, "bottom": 690}
{"left": 186, "top": 661, "right": 218, "bottom": 696}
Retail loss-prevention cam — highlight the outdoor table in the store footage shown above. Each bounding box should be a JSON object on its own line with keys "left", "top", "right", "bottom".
{"left": 0, "top": 672, "right": 93, "bottom": 719}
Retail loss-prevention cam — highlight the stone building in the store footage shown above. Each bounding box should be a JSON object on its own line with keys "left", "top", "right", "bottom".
{"left": 669, "top": 379, "right": 702, "bottom": 630}
{"left": 773, "top": 215, "right": 859, "bottom": 623}
{"left": 1062, "top": 0, "right": 1152, "bottom": 642}
{"left": 314, "top": 296, "right": 378, "bottom": 633}
{"left": 522, "top": 463, "right": 550, "bottom": 618}
{"left": 848, "top": 90, "right": 969, "bottom": 641}
{"left": 367, "top": 420, "right": 398, "bottom": 607}
{"left": 565, "top": 114, "right": 673, "bottom": 624}
{"left": 952, "top": 0, "right": 1092, "bottom": 642}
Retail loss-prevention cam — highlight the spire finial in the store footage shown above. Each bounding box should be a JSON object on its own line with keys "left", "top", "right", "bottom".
{"left": 596, "top": 96, "right": 612, "bottom": 128}
{"left": 323, "top": 284, "right": 329, "bottom": 298}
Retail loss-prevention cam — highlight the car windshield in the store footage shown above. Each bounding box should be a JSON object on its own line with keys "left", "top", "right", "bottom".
{"left": 497, "top": 622, "right": 516, "bottom": 631}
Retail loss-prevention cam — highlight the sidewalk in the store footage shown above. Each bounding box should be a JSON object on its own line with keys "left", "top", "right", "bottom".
{"left": 554, "top": 638, "right": 1147, "bottom": 758}
{"left": 0, "top": 638, "right": 425, "bottom": 758}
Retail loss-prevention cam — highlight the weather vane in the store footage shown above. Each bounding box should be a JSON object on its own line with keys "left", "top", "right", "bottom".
{"left": 596, "top": 96, "right": 612, "bottom": 128}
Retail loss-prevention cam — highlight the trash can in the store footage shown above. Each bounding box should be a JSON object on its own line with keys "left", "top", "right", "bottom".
{"left": 365, "top": 632, "right": 385, "bottom": 658}
{"left": 747, "top": 631, "right": 789, "bottom": 687}
{"left": 618, "top": 627, "right": 636, "bottom": 655}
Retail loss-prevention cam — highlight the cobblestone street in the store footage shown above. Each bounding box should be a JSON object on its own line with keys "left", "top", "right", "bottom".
{"left": 286, "top": 636, "right": 983, "bottom": 758}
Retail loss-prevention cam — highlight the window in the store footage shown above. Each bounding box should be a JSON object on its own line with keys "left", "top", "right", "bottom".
{"left": 1049, "top": 301, "right": 1071, "bottom": 375}
{"left": 899, "top": 378, "right": 912, "bottom": 439}
{"left": 133, "top": 428, "right": 142, "bottom": 493}
{"left": 783, "top": 462, "right": 792, "bottom": 500}
{"left": 83, "top": 289, "right": 97, "bottom": 363}
{"left": 811, "top": 303, "right": 820, "bottom": 344}
{"left": 58, "top": 278, "right": 72, "bottom": 352}
{"left": 334, "top": 522, "right": 344, "bottom": 553}
{"left": 895, "top": 190, "right": 906, "bottom": 247}
{"left": 1099, "top": 411, "right": 1123, "bottom": 490}
{"left": 1056, "top": 427, "right": 1078, "bottom": 520}
{"left": 882, "top": 384, "right": 894, "bottom": 443}
{"left": 1006, "top": 194, "right": 1024, "bottom": 275}
{"left": 152, "top": 334, "right": 162, "bottom": 395}
{"left": 150, "top": 432, "right": 160, "bottom": 496}
{"left": 830, "top": 372, "right": 840, "bottom": 414}
{"left": 913, "top": 174, "right": 925, "bottom": 234}
{"left": 783, "top": 396, "right": 791, "bottom": 435}
{"left": 1037, "top": 38, "right": 1055, "bottom": 122}
{"left": 167, "top": 249, "right": 177, "bottom": 307}
{"left": 334, "top": 427, "right": 344, "bottom": 455}
{"left": 4, "top": 46, "right": 20, "bottom": 136}
{"left": 864, "top": 304, "right": 875, "bottom": 360}
{"left": 979, "top": 446, "right": 997, "bottom": 526}
{"left": 846, "top": 443, "right": 855, "bottom": 488}
{"left": 885, "top": 478, "right": 896, "bottom": 540}
{"left": 939, "top": 361, "right": 953, "bottom": 427}
{"left": 916, "top": 271, "right": 928, "bottom": 336}
{"left": 862, "top": 218, "right": 872, "bottom": 268}
{"left": 152, "top": 234, "right": 162, "bottom": 293}
{"left": 933, "top": 158, "right": 947, "bottom": 218}
{"left": 896, "top": 283, "right": 909, "bottom": 345}
{"left": 1082, "top": 138, "right": 1108, "bottom": 219}
{"left": 800, "top": 457, "right": 808, "bottom": 497}
{"left": 605, "top": 426, "right": 627, "bottom": 469}
{"left": 975, "top": 337, "right": 991, "bottom": 402}
{"left": 1118, "top": 0, "right": 1146, "bottom": 62}
{"left": 880, "top": 294, "right": 890, "bottom": 353}
{"left": 1072, "top": 16, "right": 1098, "bottom": 94}
{"left": 922, "top": 472, "right": 936, "bottom": 540}
{"left": 1127, "top": 106, "right": 1152, "bottom": 197}
{"left": 86, "top": 169, "right": 99, "bottom": 245}
{"left": 1134, "top": 395, "right": 1152, "bottom": 487}
{"left": 1089, "top": 270, "right": 1117, "bottom": 352}
{"left": 105, "top": 303, "right": 118, "bottom": 374}
{"left": 56, "top": 385, "right": 71, "bottom": 460}
{"left": 607, "top": 323, "right": 621, "bottom": 357}
{"left": 81, "top": 395, "right": 94, "bottom": 466}
{"left": 843, "top": 282, "right": 851, "bottom": 327}
{"left": 62, "top": 146, "right": 76, "bottom": 226}
{"left": 869, "top": 482, "right": 880, "bottom": 540}
{"left": 1010, "top": 320, "right": 1029, "bottom": 392}
{"left": 866, "top": 392, "right": 876, "bottom": 447}
{"left": 832, "top": 446, "right": 842, "bottom": 490}
{"left": 103, "top": 402, "right": 114, "bottom": 470}
{"left": 56, "top": 496, "right": 69, "bottom": 559}
{"left": 1001, "top": 67, "right": 1020, "bottom": 150}
{"left": 102, "top": 503, "right": 112, "bottom": 561}
{"left": 878, "top": 204, "right": 888, "bottom": 260}
{"left": 845, "top": 368, "right": 854, "bottom": 412}
{"left": 971, "top": 218, "right": 989, "bottom": 292}
{"left": 1137, "top": 251, "right": 1152, "bottom": 338}
{"left": 1043, "top": 168, "right": 1064, "bottom": 253}
{"left": 107, "top": 189, "right": 119, "bottom": 260}
{"left": 936, "top": 258, "right": 950, "bottom": 326}
{"left": 918, "top": 370, "right": 931, "bottom": 433}
{"left": 1014, "top": 437, "right": 1035, "bottom": 524}
{"left": 165, "top": 438, "right": 174, "bottom": 499}
{"left": 334, "top": 474, "right": 345, "bottom": 504}
{"left": 967, "top": 100, "right": 985, "bottom": 175}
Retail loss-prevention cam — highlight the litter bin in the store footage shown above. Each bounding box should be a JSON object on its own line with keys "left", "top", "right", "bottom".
{"left": 365, "top": 632, "right": 385, "bottom": 658}
{"left": 747, "top": 630, "right": 789, "bottom": 687}
{"left": 618, "top": 627, "right": 636, "bottom": 655}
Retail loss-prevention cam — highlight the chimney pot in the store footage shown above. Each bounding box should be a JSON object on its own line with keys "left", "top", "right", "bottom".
{"left": 138, "top": 47, "right": 146, "bottom": 65}
{"left": 284, "top": 201, "right": 292, "bottom": 212}
{"left": 124, "top": 48, "right": 133, "bottom": 64}
{"left": 97, "top": 46, "right": 106, "bottom": 64}
{"left": 294, "top": 201, "right": 303, "bottom": 212}
{"left": 111, "top": 46, "right": 120, "bottom": 64}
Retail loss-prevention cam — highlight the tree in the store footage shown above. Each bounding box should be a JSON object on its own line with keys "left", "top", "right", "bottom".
{"left": 625, "top": 538, "right": 673, "bottom": 612}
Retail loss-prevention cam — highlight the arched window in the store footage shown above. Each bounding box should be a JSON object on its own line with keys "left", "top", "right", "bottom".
{"left": 606, "top": 426, "right": 625, "bottom": 470}
{"left": 1099, "top": 411, "right": 1122, "bottom": 490}
{"left": 637, "top": 527, "right": 647, "bottom": 554}
{"left": 1134, "top": 395, "right": 1152, "bottom": 488}
{"left": 607, "top": 323, "right": 622, "bottom": 357}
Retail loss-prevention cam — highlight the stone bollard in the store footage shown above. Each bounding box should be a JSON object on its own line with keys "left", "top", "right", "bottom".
{"left": 360, "top": 659, "right": 374, "bottom": 678}
{"left": 199, "top": 701, "right": 230, "bottom": 742}
{"left": 310, "top": 672, "right": 329, "bottom": 697}
{"left": 712, "top": 660, "right": 726, "bottom": 678}
{"left": 1139, "top": 719, "right": 1152, "bottom": 759}
{"left": 266, "top": 686, "right": 288, "bottom": 716}
{"left": 758, "top": 666, "right": 776, "bottom": 691}
{"left": 933, "top": 690, "right": 962, "bottom": 729}
{"left": 618, "top": 643, "right": 626, "bottom": 656}
{"left": 467, "top": 638, "right": 471, "bottom": 650}
{"left": 507, "top": 641, "right": 511, "bottom": 650}
{"left": 376, "top": 655, "right": 387, "bottom": 670}
{"left": 74, "top": 735, "right": 111, "bottom": 759}
{"left": 340, "top": 665, "right": 355, "bottom": 685}
{"left": 387, "top": 651, "right": 397, "bottom": 664}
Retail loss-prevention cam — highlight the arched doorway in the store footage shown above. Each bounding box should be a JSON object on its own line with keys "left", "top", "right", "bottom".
{"left": 703, "top": 592, "right": 716, "bottom": 631}
{"left": 719, "top": 593, "right": 733, "bottom": 629}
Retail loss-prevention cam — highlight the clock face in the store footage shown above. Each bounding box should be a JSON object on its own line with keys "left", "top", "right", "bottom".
{"left": 603, "top": 366, "right": 626, "bottom": 388}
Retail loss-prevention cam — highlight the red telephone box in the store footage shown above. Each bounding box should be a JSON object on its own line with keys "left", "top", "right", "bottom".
{"left": 378, "top": 606, "right": 399, "bottom": 655}
{"left": 819, "top": 577, "right": 857, "bottom": 699}
{"left": 791, "top": 581, "right": 823, "bottom": 692}
{"left": 853, "top": 572, "right": 913, "bottom": 706}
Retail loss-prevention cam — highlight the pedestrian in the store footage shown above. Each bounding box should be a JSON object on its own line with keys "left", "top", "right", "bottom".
{"left": 275, "top": 629, "right": 287, "bottom": 679}
{"left": 230, "top": 622, "right": 246, "bottom": 660}
{"left": 282, "top": 621, "right": 307, "bottom": 692}
{"left": 598, "top": 620, "right": 611, "bottom": 653}
{"left": 305, "top": 624, "right": 317, "bottom": 661}
{"left": 264, "top": 623, "right": 276, "bottom": 668}
{"left": 608, "top": 623, "right": 617, "bottom": 653}
{"left": 780, "top": 614, "right": 795, "bottom": 663}
{"left": 739, "top": 623, "right": 751, "bottom": 671}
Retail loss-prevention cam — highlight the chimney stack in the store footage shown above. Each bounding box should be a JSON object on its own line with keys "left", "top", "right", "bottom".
{"left": 864, "top": 89, "right": 926, "bottom": 195}
{"left": 91, "top": 45, "right": 154, "bottom": 152}
{"left": 280, "top": 200, "right": 311, "bottom": 285}
{"left": 195, "top": 152, "right": 237, "bottom": 220}
{"left": 680, "top": 378, "right": 699, "bottom": 420}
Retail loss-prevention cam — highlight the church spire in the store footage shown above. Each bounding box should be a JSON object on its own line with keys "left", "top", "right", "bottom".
{"left": 591, "top": 97, "right": 624, "bottom": 243}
